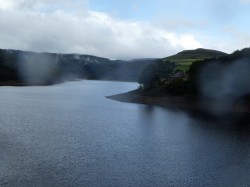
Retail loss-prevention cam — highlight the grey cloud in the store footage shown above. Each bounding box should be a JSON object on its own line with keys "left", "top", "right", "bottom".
{"left": 222, "top": 27, "right": 250, "bottom": 51}
{"left": 155, "top": 18, "right": 207, "bottom": 32}
{"left": 0, "top": 0, "right": 203, "bottom": 59}
{"left": 0, "top": 0, "right": 87, "bottom": 11}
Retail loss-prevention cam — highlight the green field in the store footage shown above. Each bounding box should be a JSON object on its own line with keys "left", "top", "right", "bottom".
{"left": 162, "top": 48, "right": 227, "bottom": 72}
{"left": 163, "top": 58, "right": 204, "bottom": 72}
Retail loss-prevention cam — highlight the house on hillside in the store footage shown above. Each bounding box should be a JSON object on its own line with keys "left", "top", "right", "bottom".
{"left": 162, "top": 72, "right": 188, "bottom": 85}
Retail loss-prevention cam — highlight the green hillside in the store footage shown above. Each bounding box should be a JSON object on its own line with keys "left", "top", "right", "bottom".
{"left": 163, "top": 48, "right": 227, "bottom": 71}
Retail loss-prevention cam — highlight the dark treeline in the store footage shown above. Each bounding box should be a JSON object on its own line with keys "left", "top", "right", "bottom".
{"left": 188, "top": 47, "right": 250, "bottom": 96}
{"left": 2, "top": 47, "right": 250, "bottom": 96}
{"left": 133, "top": 47, "right": 250, "bottom": 116}
{"left": 0, "top": 49, "right": 157, "bottom": 85}
{"left": 137, "top": 47, "right": 250, "bottom": 98}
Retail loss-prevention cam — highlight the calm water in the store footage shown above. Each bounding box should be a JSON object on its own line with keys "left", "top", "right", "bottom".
{"left": 0, "top": 80, "right": 249, "bottom": 187}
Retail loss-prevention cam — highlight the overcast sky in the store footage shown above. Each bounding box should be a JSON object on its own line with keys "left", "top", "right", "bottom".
{"left": 0, "top": 0, "right": 249, "bottom": 59}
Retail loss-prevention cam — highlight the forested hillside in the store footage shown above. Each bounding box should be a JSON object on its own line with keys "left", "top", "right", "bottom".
{"left": 0, "top": 49, "right": 159, "bottom": 85}
{"left": 0, "top": 48, "right": 232, "bottom": 87}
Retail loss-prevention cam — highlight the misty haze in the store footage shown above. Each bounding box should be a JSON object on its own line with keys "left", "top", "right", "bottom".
{"left": 0, "top": 0, "right": 250, "bottom": 187}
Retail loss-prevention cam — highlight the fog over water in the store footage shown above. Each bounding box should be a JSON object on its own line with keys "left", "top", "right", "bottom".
{"left": 0, "top": 81, "right": 249, "bottom": 186}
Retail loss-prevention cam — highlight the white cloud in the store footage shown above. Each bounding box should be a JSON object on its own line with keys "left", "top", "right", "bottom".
{"left": 0, "top": 0, "right": 86, "bottom": 11}
{"left": 0, "top": 0, "right": 44, "bottom": 10}
{"left": 0, "top": 0, "right": 203, "bottom": 59}
{"left": 164, "top": 33, "right": 202, "bottom": 49}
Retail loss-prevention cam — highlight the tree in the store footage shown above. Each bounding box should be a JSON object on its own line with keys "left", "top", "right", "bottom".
{"left": 168, "top": 78, "right": 185, "bottom": 95}
{"left": 138, "top": 60, "right": 174, "bottom": 88}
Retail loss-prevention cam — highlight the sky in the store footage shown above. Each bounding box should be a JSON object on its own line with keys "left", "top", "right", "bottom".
{"left": 0, "top": 0, "right": 250, "bottom": 59}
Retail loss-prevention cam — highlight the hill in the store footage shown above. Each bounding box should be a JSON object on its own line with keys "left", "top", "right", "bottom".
{"left": 113, "top": 59, "right": 158, "bottom": 81}
{"left": 114, "top": 47, "right": 250, "bottom": 116}
{"left": 0, "top": 49, "right": 119, "bottom": 85}
{"left": 0, "top": 48, "right": 238, "bottom": 86}
{"left": 0, "top": 49, "right": 161, "bottom": 85}
{"left": 163, "top": 48, "right": 227, "bottom": 71}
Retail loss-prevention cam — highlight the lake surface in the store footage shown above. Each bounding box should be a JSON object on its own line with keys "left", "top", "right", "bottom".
{"left": 0, "top": 80, "right": 249, "bottom": 187}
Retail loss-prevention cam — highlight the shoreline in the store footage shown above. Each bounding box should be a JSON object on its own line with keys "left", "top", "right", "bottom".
{"left": 0, "top": 79, "right": 137, "bottom": 87}
{"left": 0, "top": 81, "right": 58, "bottom": 86}
{"left": 107, "top": 89, "right": 250, "bottom": 122}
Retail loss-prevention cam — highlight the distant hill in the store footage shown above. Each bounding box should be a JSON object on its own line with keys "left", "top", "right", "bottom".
{"left": 113, "top": 59, "right": 158, "bottom": 81}
{"left": 0, "top": 49, "right": 161, "bottom": 84}
{"left": 0, "top": 49, "right": 121, "bottom": 84}
{"left": 129, "top": 58, "right": 158, "bottom": 62}
{"left": 0, "top": 47, "right": 248, "bottom": 86}
{"left": 163, "top": 48, "right": 227, "bottom": 71}
{"left": 166, "top": 48, "right": 227, "bottom": 60}
{"left": 220, "top": 47, "right": 250, "bottom": 61}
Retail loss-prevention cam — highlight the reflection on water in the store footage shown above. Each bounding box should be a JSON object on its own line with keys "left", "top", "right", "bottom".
{"left": 0, "top": 80, "right": 249, "bottom": 187}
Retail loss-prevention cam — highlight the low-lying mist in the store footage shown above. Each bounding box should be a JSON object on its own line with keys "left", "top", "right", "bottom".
{"left": 18, "top": 53, "right": 59, "bottom": 85}
{"left": 0, "top": 49, "right": 158, "bottom": 85}
{"left": 199, "top": 58, "right": 250, "bottom": 115}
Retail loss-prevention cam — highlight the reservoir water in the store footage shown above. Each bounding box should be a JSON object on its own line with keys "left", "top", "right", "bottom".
{"left": 0, "top": 80, "right": 249, "bottom": 186}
